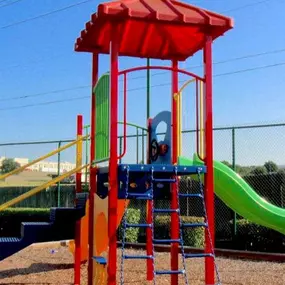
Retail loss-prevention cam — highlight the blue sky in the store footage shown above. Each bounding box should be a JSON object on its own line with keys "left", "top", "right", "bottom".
{"left": 1, "top": 0, "right": 285, "bottom": 165}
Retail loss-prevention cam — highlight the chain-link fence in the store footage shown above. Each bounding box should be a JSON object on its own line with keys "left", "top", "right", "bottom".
{"left": 125, "top": 123, "right": 285, "bottom": 252}
{"left": 0, "top": 138, "right": 84, "bottom": 208}
{"left": 1, "top": 122, "right": 285, "bottom": 252}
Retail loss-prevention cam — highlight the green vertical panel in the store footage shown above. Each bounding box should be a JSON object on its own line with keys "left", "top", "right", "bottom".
{"left": 93, "top": 73, "right": 110, "bottom": 161}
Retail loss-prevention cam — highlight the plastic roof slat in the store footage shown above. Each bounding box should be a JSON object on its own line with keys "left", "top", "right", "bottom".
{"left": 75, "top": 0, "right": 233, "bottom": 60}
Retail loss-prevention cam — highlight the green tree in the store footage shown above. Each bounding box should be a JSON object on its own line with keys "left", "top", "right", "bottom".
{"left": 221, "top": 161, "right": 232, "bottom": 168}
{"left": 1, "top": 158, "right": 20, "bottom": 174}
{"left": 264, "top": 161, "right": 278, "bottom": 173}
{"left": 250, "top": 166, "right": 266, "bottom": 176}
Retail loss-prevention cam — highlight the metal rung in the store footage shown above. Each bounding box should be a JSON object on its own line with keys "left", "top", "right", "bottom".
{"left": 153, "top": 239, "right": 181, "bottom": 244}
{"left": 179, "top": 193, "right": 203, "bottom": 198}
{"left": 184, "top": 253, "right": 214, "bottom": 259}
{"left": 127, "top": 192, "right": 153, "bottom": 200}
{"left": 153, "top": 178, "right": 176, "bottom": 183}
{"left": 93, "top": 256, "right": 107, "bottom": 265}
{"left": 182, "top": 222, "right": 208, "bottom": 228}
{"left": 153, "top": 208, "right": 179, "bottom": 213}
{"left": 126, "top": 223, "right": 152, "bottom": 228}
{"left": 155, "top": 270, "right": 185, "bottom": 275}
{"left": 123, "top": 255, "right": 153, "bottom": 260}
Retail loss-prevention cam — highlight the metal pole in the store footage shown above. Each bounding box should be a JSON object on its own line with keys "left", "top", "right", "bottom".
{"left": 88, "top": 52, "right": 99, "bottom": 285}
{"left": 204, "top": 35, "right": 215, "bottom": 285}
{"left": 57, "top": 141, "right": 61, "bottom": 207}
{"left": 147, "top": 58, "right": 151, "bottom": 119}
{"left": 232, "top": 128, "right": 237, "bottom": 237}
{"left": 146, "top": 119, "right": 153, "bottom": 281}
{"left": 171, "top": 59, "right": 179, "bottom": 285}
{"left": 74, "top": 115, "right": 83, "bottom": 285}
{"left": 108, "top": 34, "right": 119, "bottom": 285}
{"left": 142, "top": 130, "right": 145, "bottom": 164}
{"left": 119, "top": 136, "right": 122, "bottom": 164}
{"left": 136, "top": 127, "right": 139, "bottom": 164}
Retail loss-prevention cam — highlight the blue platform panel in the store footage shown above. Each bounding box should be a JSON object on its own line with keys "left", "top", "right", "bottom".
{"left": 96, "top": 164, "right": 206, "bottom": 200}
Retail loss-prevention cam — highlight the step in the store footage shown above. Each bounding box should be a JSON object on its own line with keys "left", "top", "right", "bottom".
{"left": 153, "top": 239, "right": 181, "bottom": 244}
{"left": 50, "top": 207, "right": 83, "bottom": 222}
{"left": 153, "top": 178, "right": 176, "bottom": 183}
{"left": 123, "top": 255, "right": 154, "bottom": 260}
{"left": 125, "top": 223, "right": 152, "bottom": 228}
{"left": 155, "top": 270, "right": 185, "bottom": 275}
{"left": 0, "top": 237, "right": 21, "bottom": 243}
{"left": 0, "top": 237, "right": 26, "bottom": 261}
{"left": 179, "top": 193, "right": 203, "bottom": 198}
{"left": 184, "top": 253, "right": 214, "bottom": 259}
{"left": 127, "top": 192, "right": 153, "bottom": 200}
{"left": 21, "top": 222, "right": 53, "bottom": 241}
{"left": 182, "top": 222, "right": 208, "bottom": 228}
{"left": 153, "top": 208, "right": 179, "bottom": 214}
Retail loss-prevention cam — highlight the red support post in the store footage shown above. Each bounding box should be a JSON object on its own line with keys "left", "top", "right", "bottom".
{"left": 107, "top": 34, "right": 119, "bottom": 285}
{"left": 74, "top": 114, "right": 83, "bottom": 285}
{"left": 146, "top": 118, "right": 154, "bottom": 281}
{"left": 171, "top": 60, "right": 179, "bottom": 285}
{"left": 204, "top": 35, "right": 215, "bottom": 285}
{"left": 88, "top": 53, "right": 99, "bottom": 285}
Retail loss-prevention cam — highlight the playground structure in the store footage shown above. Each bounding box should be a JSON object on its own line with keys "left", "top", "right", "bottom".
{"left": 75, "top": 1, "right": 285, "bottom": 284}
{"left": 2, "top": 1, "right": 285, "bottom": 285}
{"left": 74, "top": 1, "right": 233, "bottom": 285}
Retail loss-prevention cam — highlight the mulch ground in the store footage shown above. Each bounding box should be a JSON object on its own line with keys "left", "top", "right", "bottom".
{"left": 0, "top": 243, "right": 284, "bottom": 284}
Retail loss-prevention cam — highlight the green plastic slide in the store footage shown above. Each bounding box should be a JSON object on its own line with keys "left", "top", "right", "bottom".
{"left": 178, "top": 154, "right": 285, "bottom": 235}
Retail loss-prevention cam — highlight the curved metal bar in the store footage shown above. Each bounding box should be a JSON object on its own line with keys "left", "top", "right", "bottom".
{"left": 117, "top": 74, "right": 127, "bottom": 160}
{"left": 118, "top": 121, "right": 147, "bottom": 131}
{"left": 199, "top": 80, "right": 205, "bottom": 160}
{"left": 118, "top": 65, "right": 205, "bottom": 82}
{"left": 117, "top": 121, "right": 148, "bottom": 160}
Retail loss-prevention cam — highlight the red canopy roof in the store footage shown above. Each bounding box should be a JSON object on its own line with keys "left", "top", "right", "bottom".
{"left": 75, "top": 0, "right": 233, "bottom": 60}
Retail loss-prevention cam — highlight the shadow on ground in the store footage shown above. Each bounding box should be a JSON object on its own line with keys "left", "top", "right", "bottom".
{"left": 0, "top": 262, "right": 73, "bottom": 279}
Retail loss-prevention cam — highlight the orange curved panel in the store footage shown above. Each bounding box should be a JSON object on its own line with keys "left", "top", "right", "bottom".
{"left": 93, "top": 196, "right": 129, "bottom": 257}
{"left": 94, "top": 212, "right": 108, "bottom": 256}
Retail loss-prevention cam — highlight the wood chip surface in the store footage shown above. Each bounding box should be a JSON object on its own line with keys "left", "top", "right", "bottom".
{"left": 0, "top": 244, "right": 284, "bottom": 284}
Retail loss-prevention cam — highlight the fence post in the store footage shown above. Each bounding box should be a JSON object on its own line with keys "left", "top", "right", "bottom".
{"left": 119, "top": 137, "right": 122, "bottom": 164}
{"left": 57, "top": 141, "right": 62, "bottom": 207}
{"left": 231, "top": 128, "right": 237, "bottom": 238}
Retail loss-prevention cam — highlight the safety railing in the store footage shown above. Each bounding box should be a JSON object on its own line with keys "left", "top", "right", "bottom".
{"left": 91, "top": 121, "right": 147, "bottom": 166}
{"left": 174, "top": 78, "right": 205, "bottom": 159}
{"left": 0, "top": 164, "right": 89, "bottom": 211}
{"left": 118, "top": 121, "right": 147, "bottom": 164}
{"left": 0, "top": 135, "right": 89, "bottom": 181}
{"left": 0, "top": 128, "right": 90, "bottom": 211}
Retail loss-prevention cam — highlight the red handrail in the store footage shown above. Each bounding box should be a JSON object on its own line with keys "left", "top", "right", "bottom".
{"left": 196, "top": 79, "right": 200, "bottom": 157}
{"left": 117, "top": 73, "right": 127, "bottom": 160}
{"left": 196, "top": 80, "right": 205, "bottom": 162}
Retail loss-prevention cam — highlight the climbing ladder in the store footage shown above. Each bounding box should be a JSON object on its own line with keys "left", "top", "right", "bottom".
{"left": 118, "top": 164, "right": 221, "bottom": 285}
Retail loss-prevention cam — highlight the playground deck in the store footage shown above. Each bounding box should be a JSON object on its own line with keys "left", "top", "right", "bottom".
{"left": 0, "top": 243, "right": 284, "bottom": 284}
